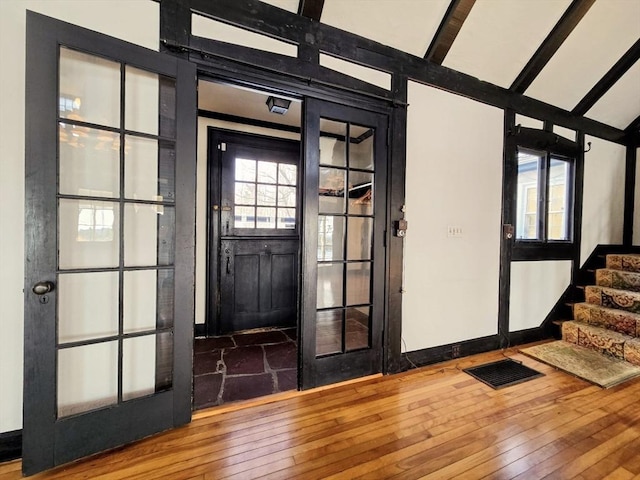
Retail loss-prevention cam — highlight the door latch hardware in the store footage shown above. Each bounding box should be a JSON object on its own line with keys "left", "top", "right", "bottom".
{"left": 503, "top": 224, "right": 514, "bottom": 240}
{"left": 32, "top": 281, "right": 54, "bottom": 295}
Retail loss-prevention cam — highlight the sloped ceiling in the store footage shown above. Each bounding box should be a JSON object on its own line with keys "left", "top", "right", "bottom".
{"left": 256, "top": 0, "right": 639, "bottom": 135}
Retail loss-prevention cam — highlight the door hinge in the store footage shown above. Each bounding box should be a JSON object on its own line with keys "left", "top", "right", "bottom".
{"left": 383, "top": 230, "right": 387, "bottom": 248}
{"left": 218, "top": 142, "right": 226, "bottom": 151}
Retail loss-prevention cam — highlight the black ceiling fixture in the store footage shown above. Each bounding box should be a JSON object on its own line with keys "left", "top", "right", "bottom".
{"left": 266, "top": 96, "right": 291, "bottom": 114}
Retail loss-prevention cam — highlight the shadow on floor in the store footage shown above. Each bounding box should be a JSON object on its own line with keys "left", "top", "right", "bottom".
{"left": 193, "top": 327, "right": 297, "bottom": 410}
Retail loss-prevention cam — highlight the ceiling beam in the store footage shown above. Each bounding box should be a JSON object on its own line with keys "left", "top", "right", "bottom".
{"left": 424, "top": 0, "right": 476, "bottom": 65}
{"left": 572, "top": 39, "right": 640, "bottom": 116}
{"left": 298, "top": 0, "right": 324, "bottom": 22}
{"left": 510, "top": 0, "right": 596, "bottom": 94}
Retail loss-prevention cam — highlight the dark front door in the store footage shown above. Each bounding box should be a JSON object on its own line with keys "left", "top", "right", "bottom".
{"left": 209, "top": 131, "right": 300, "bottom": 334}
{"left": 23, "top": 13, "right": 196, "bottom": 475}
{"left": 301, "top": 99, "right": 389, "bottom": 389}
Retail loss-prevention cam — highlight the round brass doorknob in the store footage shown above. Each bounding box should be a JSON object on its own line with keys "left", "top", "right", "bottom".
{"left": 32, "top": 281, "right": 55, "bottom": 295}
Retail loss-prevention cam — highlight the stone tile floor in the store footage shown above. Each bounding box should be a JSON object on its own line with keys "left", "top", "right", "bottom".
{"left": 193, "top": 327, "right": 297, "bottom": 410}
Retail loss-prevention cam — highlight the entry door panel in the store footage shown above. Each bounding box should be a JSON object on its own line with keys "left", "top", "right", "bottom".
{"left": 301, "top": 99, "right": 388, "bottom": 389}
{"left": 23, "top": 13, "right": 196, "bottom": 475}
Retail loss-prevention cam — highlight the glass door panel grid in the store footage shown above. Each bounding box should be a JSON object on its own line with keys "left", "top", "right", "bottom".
{"left": 316, "top": 121, "right": 374, "bottom": 357}
{"left": 56, "top": 47, "right": 177, "bottom": 417}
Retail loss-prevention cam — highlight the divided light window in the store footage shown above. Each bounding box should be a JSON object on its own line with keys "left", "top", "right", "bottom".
{"left": 516, "top": 148, "right": 573, "bottom": 242}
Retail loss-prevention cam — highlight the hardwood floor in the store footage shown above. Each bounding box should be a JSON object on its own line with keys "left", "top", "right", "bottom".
{"left": 2, "top": 344, "right": 639, "bottom": 479}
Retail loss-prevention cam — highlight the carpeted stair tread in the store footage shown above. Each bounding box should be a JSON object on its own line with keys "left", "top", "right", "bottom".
{"left": 573, "top": 302, "right": 640, "bottom": 337}
{"left": 596, "top": 268, "right": 640, "bottom": 292}
{"left": 606, "top": 253, "right": 640, "bottom": 273}
{"left": 625, "top": 337, "right": 640, "bottom": 366}
{"left": 562, "top": 321, "right": 633, "bottom": 360}
{"left": 584, "top": 285, "right": 640, "bottom": 314}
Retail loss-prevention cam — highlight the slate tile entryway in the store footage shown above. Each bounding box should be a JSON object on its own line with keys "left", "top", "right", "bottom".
{"left": 193, "top": 328, "right": 297, "bottom": 410}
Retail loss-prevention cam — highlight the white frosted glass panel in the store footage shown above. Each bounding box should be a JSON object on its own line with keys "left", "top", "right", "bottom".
{"left": 58, "top": 272, "right": 118, "bottom": 344}
{"left": 125, "top": 136, "right": 159, "bottom": 201}
{"left": 317, "top": 263, "right": 343, "bottom": 309}
{"left": 319, "top": 54, "right": 391, "bottom": 90}
{"left": 124, "top": 270, "right": 157, "bottom": 333}
{"left": 124, "top": 204, "right": 159, "bottom": 267}
{"left": 123, "top": 335, "right": 156, "bottom": 401}
{"left": 125, "top": 66, "right": 159, "bottom": 135}
{"left": 59, "top": 199, "right": 119, "bottom": 269}
{"left": 515, "top": 114, "right": 543, "bottom": 130}
{"left": 59, "top": 47, "right": 120, "bottom": 128}
{"left": 59, "top": 124, "right": 120, "bottom": 197}
{"left": 553, "top": 125, "right": 576, "bottom": 142}
{"left": 58, "top": 342, "right": 118, "bottom": 417}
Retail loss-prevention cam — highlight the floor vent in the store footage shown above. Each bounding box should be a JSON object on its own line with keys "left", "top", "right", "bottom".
{"left": 463, "top": 358, "right": 544, "bottom": 389}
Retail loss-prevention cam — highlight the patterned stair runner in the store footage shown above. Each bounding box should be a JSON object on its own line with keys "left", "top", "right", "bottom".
{"left": 562, "top": 253, "right": 640, "bottom": 367}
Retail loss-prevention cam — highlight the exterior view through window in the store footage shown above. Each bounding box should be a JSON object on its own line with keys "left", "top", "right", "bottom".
{"left": 516, "top": 149, "right": 572, "bottom": 242}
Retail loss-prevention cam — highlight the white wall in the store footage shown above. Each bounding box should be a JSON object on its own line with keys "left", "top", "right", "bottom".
{"left": 195, "top": 118, "right": 300, "bottom": 326}
{"left": 402, "top": 82, "right": 503, "bottom": 352}
{"left": 509, "top": 261, "right": 572, "bottom": 332}
{"left": 0, "top": 0, "right": 158, "bottom": 434}
{"left": 580, "top": 136, "right": 626, "bottom": 265}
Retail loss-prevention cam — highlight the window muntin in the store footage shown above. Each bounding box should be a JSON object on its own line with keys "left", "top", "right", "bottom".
{"left": 233, "top": 158, "right": 297, "bottom": 230}
{"left": 516, "top": 148, "right": 572, "bottom": 243}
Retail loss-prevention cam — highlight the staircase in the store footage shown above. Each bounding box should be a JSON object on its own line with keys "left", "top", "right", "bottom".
{"left": 562, "top": 253, "right": 640, "bottom": 367}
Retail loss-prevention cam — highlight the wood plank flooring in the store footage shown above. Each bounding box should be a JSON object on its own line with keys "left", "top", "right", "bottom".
{"left": 2, "top": 344, "right": 639, "bottom": 479}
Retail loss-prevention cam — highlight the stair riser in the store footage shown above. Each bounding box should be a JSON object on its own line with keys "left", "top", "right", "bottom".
{"left": 585, "top": 286, "right": 640, "bottom": 314}
{"left": 596, "top": 269, "right": 640, "bottom": 293}
{"left": 573, "top": 303, "right": 640, "bottom": 338}
{"left": 562, "top": 321, "right": 626, "bottom": 360}
{"left": 626, "top": 338, "right": 640, "bottom": 367}
{"left": 606, "top": 254, "right": 640, "bottom": 273}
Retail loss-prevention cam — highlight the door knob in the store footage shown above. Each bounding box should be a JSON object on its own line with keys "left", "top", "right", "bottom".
{"left": 32, "top": 281, "right": 55, "bottom": 295}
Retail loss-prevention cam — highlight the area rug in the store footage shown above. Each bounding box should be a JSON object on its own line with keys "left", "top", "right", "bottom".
{"left": 463, "top": 358, "right": 544, "bottom": 389}
{"left": 521, "top": 341, "right": 640, "bottom": 388}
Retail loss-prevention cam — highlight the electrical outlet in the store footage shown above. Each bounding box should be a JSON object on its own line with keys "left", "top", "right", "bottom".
{"left": 452, "top": 344, "right": 461, "bottom": 358}
{"left": 447, "top": 226, "right": 463, "bottom": 237}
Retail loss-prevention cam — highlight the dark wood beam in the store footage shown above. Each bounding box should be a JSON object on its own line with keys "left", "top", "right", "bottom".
{"left": 573, "top": 40, "right": 640, "bottom": 115}
{"left": 424, "top": 0, "right": 476, "bottom": 65}
{"left": 298, "top": 0, "right": 324, "bottom": 22}
{"left": 510, "top": 0, "right": 596, "bottom": 94}
{"left": 623, "top": 145, "right": 637, "bottom": 246}
{"left": 625, "top": 114, "right": 640, "bottom": 136}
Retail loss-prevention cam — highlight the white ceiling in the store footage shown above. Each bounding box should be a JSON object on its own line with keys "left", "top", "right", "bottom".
{"left": 200, "top": 0, "right": 639, "bottom": 134}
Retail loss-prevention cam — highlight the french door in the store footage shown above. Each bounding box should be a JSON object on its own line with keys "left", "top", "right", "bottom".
{"left": 301, "top": 99, "right": 388, "bottom": 389}
{"left": 23, "top": 12, "right": 196, "bottom": 475}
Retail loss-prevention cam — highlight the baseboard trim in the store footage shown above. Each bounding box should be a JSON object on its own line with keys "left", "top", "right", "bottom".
{"left": 399, "top": 335, "right": 501, "bottom": 372}
{"left": 0, "top": 430, "right": 22, "bottom": 463}
{"left": 194, "top": 323, "right": 206, "bottom": 337}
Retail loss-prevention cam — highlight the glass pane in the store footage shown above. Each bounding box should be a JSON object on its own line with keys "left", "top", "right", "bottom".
{"left": 235, "top": 206, "right": 255, "bottom": 228}
{"left": 319, "top": 167, "right": 346, "bottom": 214}
{"left": 235, "top": 182, "right": 255, "bottom": 205}
{"left": 548, "top": 159, "right": 570, "bottom": 241}
{"left": 277, "top": 186, "right": 296, "bottom": 207}
{"left": 516, "top": 151, "right": 541, "bottom": 240}
{"left": 59, "top": 124, "right": 119, "bottom": 197}
{"left": 59, "top": 47, "right": 120, "bottom": 128}
{"left": 155, "top": 331, "right": 173, "bottom": 392}
{"left": 257, "top": 161, "right": 278, "bottom": 184}
{"left": 318, "top": 216, "right": 344, "bottom": 261}
{"left": 347, "top": 217, "right": 372, "bottom": 260}
{"left": 316, "top": 309, "right": 342, "bottom": 356}
{"left": 58, "top": 341, "right": 118, "bottom": 418}
{"left": 348, "top": 171, "right": 374, "bottom": 215}
{"left": 257, "top": 184, "right": 277, "bottom": 206}
{"left": 59, "top": 199, "right": 119, "bottom": 269}
{"left": 125, "top": 66, "right": 159, "bottom": 135}
{"left": 257, "top": 207, "right": 276, "bottom": 228}
{"left": 159, "top": 76, "right": 177, "bottom": 139}
{"left": 277, "top": 208, "right": 296, "bottom": 230}
{"left": 319, "top": 119, "right": 346, "bottom": 167}
{"left": 278, "top": 163, "right": 297, "bottom": 185}
{"left": 349, "top": 126, "right": 374, "bottom": 170}
{"left": 346, "top": 262, "right": 370, "bottom": 306}
{"left": 346, "top": 306, "right": 370, "bottom": 351}
{"left": 317, "top": 263, "right": 343, "bottom": 309}
{"left": 125, "top": 136, "right": 159, "bottom": 201}
{"left": 157, "top": 270, "right": 175, "bottom": 330}
{"left": 236, "top": 159, "right": 256, "bottom": 182}
{"left": 124, "top": 204, "right": 174, "bottom": 266}
{"left": 124, "top": 270, "right": 157, "bottom": 333}
{"left": 123, "top": 335, "right": 156, "bottom": 401}
{"left": 58, "top": 272, "right": 118, "bottom": 344}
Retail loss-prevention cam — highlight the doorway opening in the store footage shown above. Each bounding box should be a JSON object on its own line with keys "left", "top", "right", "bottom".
{"left": 193, "top": 80, "right": 302, "bottom": 409}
